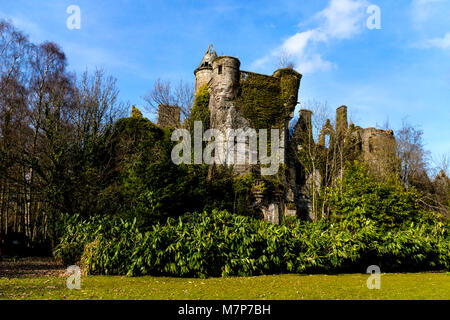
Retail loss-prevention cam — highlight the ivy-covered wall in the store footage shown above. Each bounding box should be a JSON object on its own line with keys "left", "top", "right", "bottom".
{"left": 236, "top": 73, "right": 282, "bottom": 129}
{"left": 190, "top": 84, "right": 211, "bottom": 130}
{"left": 235, "top": 69, "right": 301, "bottom": 130}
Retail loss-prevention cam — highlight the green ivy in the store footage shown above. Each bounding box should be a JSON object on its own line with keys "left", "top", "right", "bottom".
{"left": 236, "top": 73, "right": 284, "bottom": 129}
{"left": 190, "top": 84, "right": 210, "bottom": 130}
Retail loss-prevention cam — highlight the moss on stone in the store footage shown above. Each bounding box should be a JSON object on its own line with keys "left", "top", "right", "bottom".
{"left": 235, "top": 73, "right": 285, "bottom": 129}
{"left": 190, "top": 84, "right": 211, "bottom": 130}
{"left": 235, "top": 70, "right": 300, "bottom": 129}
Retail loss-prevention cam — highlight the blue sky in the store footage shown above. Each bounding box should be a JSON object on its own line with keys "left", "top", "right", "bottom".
{"left": 1, "top": 0, "right": 449, "bottom": 163}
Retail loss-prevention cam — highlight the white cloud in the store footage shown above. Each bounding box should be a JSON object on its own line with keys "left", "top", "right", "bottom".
{"left": 251, "top": 0, "right": 368, "bottom": 74}
{"left": 280, "top": 30, "right": 327, "bottom": 55}
{"left": 410, "top": 0, "right": 450, "bottom": 50}
{"left": 422, "top": 32, "right": 450, "bottom": 49}
{"left": 317, "top": 0, "right": 367, "bottom": 39}
{"left": 299, "top": 54, "right": 334, "bottom": 73}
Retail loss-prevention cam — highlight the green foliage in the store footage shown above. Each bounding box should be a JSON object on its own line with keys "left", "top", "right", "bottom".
{"left": 200, "top": 166, "right": 235, "bottom": 213}
{"left": 53, "top": 214, "right": 110, "bottom": 265}
{"left": 131, "top": 106, "right": 143, "bottom": 119}
{"left": 235, "top": 70, "right": 300, "bottom": 129}
{"left": 57, "top": 209, "right": 449, "bottom": 278}
{"left": 190, "top": 84, "right": 210, "bottom": 130}
{"left": 328, "top": 162, "right": 438, "bottom": 228}
{"left": 104, "top": 115, "right": 248, "bottom": 228}
{"left": 236, "top": 73, "right": 284, "bottom": 129}
{"left": 232, "top": 174, "right": 258, "bottom": 218}
{"left": 232, "top": 173, "right": 285, "bottom": 219}
{"left": 275, "top": 68, "right": 301, "bottom": 110}
{"left": 110, "top": 116, "right": 207, "bottom": 229}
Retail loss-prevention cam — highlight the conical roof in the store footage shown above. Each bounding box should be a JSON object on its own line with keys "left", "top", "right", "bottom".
{"left": 197, "top": 44, "right": 217, "bottom": 70}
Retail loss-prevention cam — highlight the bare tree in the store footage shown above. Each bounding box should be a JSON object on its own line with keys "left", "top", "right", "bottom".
{"left": 276, "top": 49, "right": 296, "bottom": 70}
{"left": 295, "top": 100, "right": 331, "bottom": 221}
{"left": 71, "top": 69, "right": 125, "bottom": 143}
{"left": 143, "top": 78, "right": 194, "bottom": 128}
{"left": 295, "top": 100, "right": 365, "bottom": 221}
{"left": 0, "top": 20, "right": 31, "bottom": 238}
{"left": 0, "top": 19, "right": 129, "bottom": 243}
{"left": 431, "top": 152, "right": 450, "bottom": 178}
{"left": 395, "top": 120, "right": 430, "bottom": 189}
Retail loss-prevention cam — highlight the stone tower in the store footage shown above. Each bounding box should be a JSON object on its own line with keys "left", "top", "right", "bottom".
{"left": 209, "top": 56, "right": 243, "bottom": 131}
{"left": 192, "top": 46, "right": 307, "bottom": 224}
{"left": 194, "top": 44, "right": 218, "bottom": 93}
{"left": 361, "top": 127, "right": 398, "bottom": 177}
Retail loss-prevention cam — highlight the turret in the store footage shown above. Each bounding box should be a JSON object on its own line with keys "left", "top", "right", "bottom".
{"left": 194, "top": 44, "right": 218, "bottom": 93}
{"left": 207, "top": 56, "right": 241, "bottom": 130}
{"left": 211, "top": 56, "right": 241, "bottom": 100}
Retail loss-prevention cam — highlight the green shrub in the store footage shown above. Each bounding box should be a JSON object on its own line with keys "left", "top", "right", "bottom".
{"left": 328, "top": 162, "right": 439, "bottom": 228}
{"left": 53, "top": 214, "right": 109, "bottom": 265}
{"left": 57, "top": 210, "right": 450, "bottom": 277}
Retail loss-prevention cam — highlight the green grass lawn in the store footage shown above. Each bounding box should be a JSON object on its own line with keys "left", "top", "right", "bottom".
{"left": 1, "top": 273, "right": 449, "bottom": 300}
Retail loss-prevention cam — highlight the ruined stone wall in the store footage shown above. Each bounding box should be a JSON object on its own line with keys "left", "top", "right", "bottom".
{"left": 361, "top": 127, "right": 398, "bottom": 178}
{"left": 157, "top": 105, "right": 181, "bottom": 128}
{"left": 336, "top": 105, "right": 348, "bottom": 139}
{"left": 206, "top": 57, "right": 302, "bottom": 173}
{"left": 291, "top": 105, "right": 400, "bottom": 221}
{"left": 295, "top": 109, "right": 313, "bottom": 144}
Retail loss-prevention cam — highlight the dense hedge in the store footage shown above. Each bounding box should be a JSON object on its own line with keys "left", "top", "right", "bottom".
{"left": 54, "top": 210, "right": 450, "bottom": 278}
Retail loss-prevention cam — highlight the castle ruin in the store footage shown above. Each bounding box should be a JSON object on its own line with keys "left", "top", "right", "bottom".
{"left": 159, "top": 45, "right": 399, "bottom": 223}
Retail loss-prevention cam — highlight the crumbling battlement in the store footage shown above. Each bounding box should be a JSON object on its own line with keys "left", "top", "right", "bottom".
{"left": 294, "top": 105, "right": 398, "bottom": 179}
{"left": 361, "top": 127, "right": 398, "bottom": 177}
{"left": 362, "top": 127, "right": 395, "bottom": 154}
{"left": 295, "top": 106, "right": 396, "bottom": 162}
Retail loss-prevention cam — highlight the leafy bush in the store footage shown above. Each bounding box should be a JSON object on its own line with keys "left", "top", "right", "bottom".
{"left": 53, "top": 214, "right": 109, "bottom": 265}
{"left": 55, "top": 210, "right": 450, "bottom": 277}
{"left": 328, "top": 162, "right": 439, "bottom": 228}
